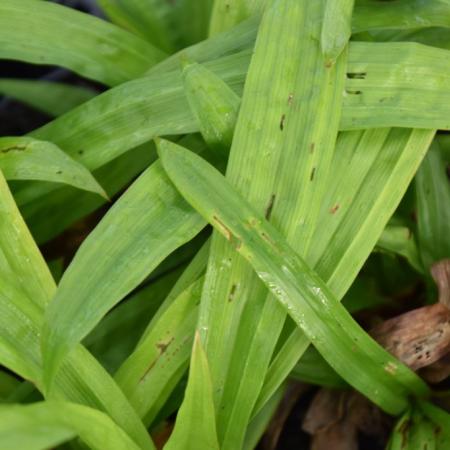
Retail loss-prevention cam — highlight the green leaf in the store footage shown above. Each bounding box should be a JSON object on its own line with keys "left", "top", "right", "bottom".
{"left": 415, "top": 140, "right": 450, "bottom": 269}
{"left": 188, "top": 1, "right": 348, "bottom": 448}
{"left": 22, "top": 143, "right": 155, "bottom": 244}
{"left": 290, "top": 347, "right": 346, "bottom": 389}
{"left": 209, "top": 0, "right": 251, "bottom": 36}
{"left": 0, "top": 79, "right": 96, "bottom": 117}
{"left": 353, "top": 0, "right": 450, "bottom": 34}
{"left": 0, "top": 171, "right": 155, "bottom": 450}
{"left": 0, "top": 137, "right": 106, "bottom": 197}
{"left": 115, "top": 277, "right": 202, "bottom": 425}
{"left": 0, "top": 0, "right": 165, "bottom": 86}
{"left": 342, "top": 41, "right": 450, "bottom": 130}
{"left": 377, "top": 225, "right": 423, "bottom": 273}
{"left": 158, "top": 138, "right": 430, "bottom": 414}
{"left": 182, "top": 61, "right": 240, "bottom": 154}
{"left": 389, "top": 406, "right": 438, "bottom": 450}
{"left": 321, "top": 0, "right": 355, "bottom": 64}
{"left": 41, "top": 160, "right": 205, "bottom": 391}
{"left": 257, "top": 128, "right": 434, "bottom": 416}
{"left": 163, "top": 332, "right": 220, "bottom": 450}
{"left": 85, "top": 269, "right": 181, "bottom": 374}
{"left": 419, "top": 401, "right": 450, "bottom": 448}
{"left": 97, "top": 0, "right": 176, "bottom": 52}
{"left": 0, "top": 401, "right": 141, "bottom": 450}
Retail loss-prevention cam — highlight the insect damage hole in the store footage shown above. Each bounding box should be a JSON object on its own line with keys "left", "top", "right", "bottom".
{"left": 279, "top": 114, "right": 286, "bottom": 131}
{"left": 346, "top": 72, "right": 367, "bottom": 80}
{"left": 265, "top": 194, "right": 276, "bottom": 220}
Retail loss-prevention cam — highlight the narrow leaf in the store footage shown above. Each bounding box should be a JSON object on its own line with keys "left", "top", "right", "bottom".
{"left": 163, "top": 332, "right": 220, "bottom": 450}
{"left": 182, "top": 61, "right": 240, "bottom": 153}
{"left": 321, "top": 0, "right": 355, "bottom": 64}
{"left": 97, "top": 0, "right": 176, "bottom": 52}
{"left": 0, "top": 137, "right": 106, "bottom": 197}
{"left": 416, "top": 140, "right": 450, "bottom": 269}
{"left": 0, "top": 401, "right": 141, "bottom": 450}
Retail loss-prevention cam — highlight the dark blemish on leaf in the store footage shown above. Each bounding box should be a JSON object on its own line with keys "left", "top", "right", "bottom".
{"left": 346, "top": 89, "right": 362, "bottom": 95}
{"left": 330, "top": 204, "right": 340, "bottom": 214}
{"left": 1, "top": 145, "right": 27, "bottom": 153}
{"left": 156, "top": 337, "right": 174, "bottom": 354}
{"left": 347, "top": 72, "right": 366, "bottom": 79}
{"left": 325, "top": 60, "right": 333, "bottom": 68}
{"left": 280, "top": 114, "right": 286, "bottom": 131}
{"left": 228, "top": 284, "right": 237, "bottom": 302}
{"left": 399, "top": 419, "right": 411, "bottom": 448}
{"left": 310, "top": 143, "right": 315, "bottom": 153}
{"left": 139, "top": 337, "right": 174, "bottom": 382}
{"left": 213, "top": 214, "right": 232, "bottom": 241}
{"left": 56, "top": 170, "right": 63, "bottom": 175}
{"left": 264, "top": 194, "right": 276, "bottom": 220}
{"left": 310, "top": 167, "right": 316, "bottom": 181}
{"left": 78, "top": 149, "right": 84, "bottom": 155}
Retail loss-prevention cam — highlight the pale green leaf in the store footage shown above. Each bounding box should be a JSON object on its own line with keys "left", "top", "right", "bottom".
{"left": 321, "top": 0, "right": 355, "bottom": 64}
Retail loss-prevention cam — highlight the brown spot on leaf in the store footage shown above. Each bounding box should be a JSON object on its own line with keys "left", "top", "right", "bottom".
{"left": 330, "top": 204, "right": 340, "bottom": 214}
{"left": 212, "top": 214, "right": 233, "bottom": 241}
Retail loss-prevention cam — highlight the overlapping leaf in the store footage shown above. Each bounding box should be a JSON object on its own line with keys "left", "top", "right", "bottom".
{"left": 0, "top": 401, "right": 141, "bottom": 450}
{"left": 0, "top": 137, "right": 105, "bottom": 196}
{"left": 157, "top": 139, "right": 430, "bottom": 413}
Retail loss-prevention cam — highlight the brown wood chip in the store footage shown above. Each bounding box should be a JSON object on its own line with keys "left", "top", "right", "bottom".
{"left": 370, "top": 303, "right": 450, "bottom": 371}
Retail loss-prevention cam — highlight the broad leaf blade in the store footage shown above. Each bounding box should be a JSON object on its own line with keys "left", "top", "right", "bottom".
{"left": 0, "top": 0, "right": 165, "bottom": 86}
{"left": 42, "top": 160, "right": 205, "bottom": 390}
